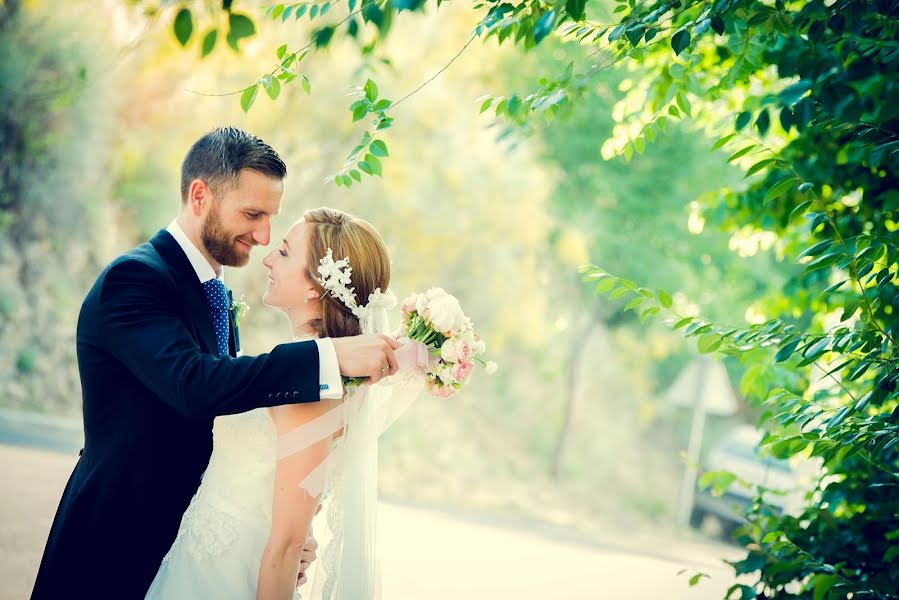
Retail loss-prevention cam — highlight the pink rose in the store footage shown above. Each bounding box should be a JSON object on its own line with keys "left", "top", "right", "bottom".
{"left": 451, "top": 361, "right": 474, "bottom": 383}
{"left": 401, "top": 296, "right": 417, "bottom": 319}
{"left": 457, "top": 341, "right": 473, "bottom": 363}
{"left": 426, "top": 378, "right": 456, "bottom": 399}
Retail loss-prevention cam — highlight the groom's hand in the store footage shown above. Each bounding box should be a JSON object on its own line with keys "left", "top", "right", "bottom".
{"left": 296, "top": 525, "right": 320, "bottom": 588}
{"left": 332, "top": 334, "right": 401, "bottom": 383}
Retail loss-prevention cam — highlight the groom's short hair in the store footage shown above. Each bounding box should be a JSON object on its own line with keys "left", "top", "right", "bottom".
{"left": 180, "top": 127, "right": 287, "bottom": 203}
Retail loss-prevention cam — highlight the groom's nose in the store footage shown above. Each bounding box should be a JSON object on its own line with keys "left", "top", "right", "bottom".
{"left": 251, "top": 221, "right": 272, "bottom": 246}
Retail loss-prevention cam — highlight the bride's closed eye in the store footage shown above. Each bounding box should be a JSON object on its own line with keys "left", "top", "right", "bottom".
{"left": 278, "top": 247, "right": 288, "bottom": 257}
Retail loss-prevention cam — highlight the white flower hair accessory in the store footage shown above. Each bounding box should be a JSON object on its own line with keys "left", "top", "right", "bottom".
{"left": 316, "top": 248, "right": 396, "bottom": 335}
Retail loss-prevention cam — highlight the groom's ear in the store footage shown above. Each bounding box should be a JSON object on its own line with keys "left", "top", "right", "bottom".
{"left": 187, "top": 178, "right": 210, "bottom": 215}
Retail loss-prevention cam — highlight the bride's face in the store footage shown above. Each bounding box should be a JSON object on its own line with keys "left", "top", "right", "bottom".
{"left": 262, "top": 221, "right": 321, "bottom": 317}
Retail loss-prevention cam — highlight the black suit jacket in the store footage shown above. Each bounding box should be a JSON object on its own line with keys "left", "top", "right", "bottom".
{"left": 31, "top": 230, "right": 320, "bottom": 599}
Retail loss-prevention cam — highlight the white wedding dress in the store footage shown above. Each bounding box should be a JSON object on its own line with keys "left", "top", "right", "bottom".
{"left": 145, "top": 407, "right": 299, "bottom": 599}
{"left": 145, "top": 367, "right": 420, "bottom": 600}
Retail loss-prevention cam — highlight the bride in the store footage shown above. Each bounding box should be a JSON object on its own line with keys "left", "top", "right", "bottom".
{"left": 146, "top": 206, "right": 412, "bottom": 599}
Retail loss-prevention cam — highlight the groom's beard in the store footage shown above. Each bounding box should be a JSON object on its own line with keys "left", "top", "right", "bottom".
{"left": 201, "top": 203, "right": 253, "bottom": 268}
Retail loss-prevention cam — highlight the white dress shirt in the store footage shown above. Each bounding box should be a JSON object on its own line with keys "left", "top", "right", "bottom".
{"left": 166, "top": 221, "right": 344, "bottom": 400}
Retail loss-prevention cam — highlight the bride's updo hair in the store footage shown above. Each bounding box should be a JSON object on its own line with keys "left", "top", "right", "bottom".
{"left": 303, "top": 207, "right": 391, "bottom": 338}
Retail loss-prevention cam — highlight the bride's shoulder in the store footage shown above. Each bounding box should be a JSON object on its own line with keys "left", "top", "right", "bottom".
{"left": 270, "top": 397, "right": 343, "bottom": 437}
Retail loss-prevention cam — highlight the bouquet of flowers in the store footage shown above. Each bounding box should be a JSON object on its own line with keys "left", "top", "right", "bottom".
{"left": 399, "top": 287, "right": 496, "bottom": 398}
{"left": 316, "top": 250, "right": 495, "bottom": 396}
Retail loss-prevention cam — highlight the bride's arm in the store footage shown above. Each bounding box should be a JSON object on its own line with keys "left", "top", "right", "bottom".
{"left": 257, "top": 402, "right": 336, "bottom": 600}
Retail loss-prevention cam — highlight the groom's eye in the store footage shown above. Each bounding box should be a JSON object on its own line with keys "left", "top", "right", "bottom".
{"left": 245, "top": 211, "right": 261, "bottom": 220}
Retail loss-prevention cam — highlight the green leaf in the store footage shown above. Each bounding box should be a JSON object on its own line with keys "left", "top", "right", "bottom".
{"left": 727, "top": 146, "right": 756, "bottom": 162}
{"left": 349, "top": 169, "right": 362, "bottom": 182}
{"left": 821, "top": 279, "right": 846, "bottom": 295}
{"left": 803, "top": 336, "right": 831, "bottom": 358}
{"left": 812, "top": 574, "right": 838, "bottom": 600}
{"left": 174, "top": 8, "right": 193, "bottom": 46}
{"left": 755, "top": 109, "right": 770, "bottom": 136}
{"left": 673, "top": 317, "right": 693, "bottom": 329}
{"left": 310, "top": 4, "right": 319, "bottom": 18}
{"left": 565, "top": 0, "right": 586, "bottom": 21}
{"left": 264, "top": 75, "right": 281, "bottom": 100}
{"left": 710, "top": 15, "right": 725, "bottom": 35}
{"left": 358, "top": 161, "right": 373, "bottom": 175}
{"left": 364, "top": 153, "right": 382, "bottom": 176}
{"left": 846, "top": 361, "right": 871, "bottom": 381}
{"left": 624, "top": 297, "right": 644, "bottom": 311}
{"left": 775, "top": 338, "right": 801, "bottom": 362}
{"left": 595, "top": 278, "right": 616, "bottom": 293}
{"left": 671, "top": 28, "right": 690, "bottom": 55}
{"left": 479, "top": 97, "right": 493, "bottom": 114}
{"left": 301, "top": 75, "right": 312, "bottom": 94}
{"left": 364, "top": 79, "right": 379, "bottom": 102}
{"left": 798, "top": 182, "right": 814, "bottom": 193}
{"left": 789, "top": 200, "right": 812, "bottom": 222}
{"left": 625, "top": 24, "right": 645, "bottom": 47}
{"left": 226, "top": 31, "right": 239, "bottom": 52}
{"left": 658, "top": 289, "right": 672, "bottom": 308}
{"left": 764, "top": 178, "right": 797, "bottom": 202}
{"left": 240, "top": 85, "right": 259, "bottom": 113}
{"left": 744, "top": 158, "right": 776, "bottom": 178}
{"left": 806, "top": 252, "right": 842, "bottom": 272}
{"left": 370, "top": 140, "right": 389, "bottom": 157}
{"left": 271, "top": 5, "right": 285, "bottom": 20}
{"left": 698, "top": 470, "right": 737, "bottom": 496}
{"left": 799, "top": 240, "right": 833, "bottom": 259}
{"left": 689, "top": 573, "right": 709, "bottom": 586}
{"left": 201, "top": 29, "right": 218, "bottom": 57}
{"left": 735, "top": 111, "right": 752, "bottom": 131}
{"left": 697, "top": 333, "right": 722, "bottom": 354}
{"left": 676, "top": 92, "right": 691, "bottom": 116}
{"left": 228, "top": 13, "right": 256, "bottom": 39}
{"left": 533, "top": 10, "right": 557, "bottom": 44}
{"left": 276, "top": 44, "right": 288, "bottom": 60}
{"left": 352, "top": 103, "right": 368, "bottom": 122}
{"left": 711, "top": 133, "right": 736, "bottom": 151}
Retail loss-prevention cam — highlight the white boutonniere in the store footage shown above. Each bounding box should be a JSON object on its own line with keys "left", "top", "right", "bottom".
{"left": 230, "top": 296, "right": 250, "bottom": 327}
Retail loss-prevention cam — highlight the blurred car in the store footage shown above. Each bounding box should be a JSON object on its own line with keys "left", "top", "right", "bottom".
{"left": 689, "top": 425, "right": 819, "bottom": 541}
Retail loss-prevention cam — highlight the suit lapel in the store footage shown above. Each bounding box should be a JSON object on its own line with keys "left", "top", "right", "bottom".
{"left": 149, "top": 229, "right": 221, "bottom": 356}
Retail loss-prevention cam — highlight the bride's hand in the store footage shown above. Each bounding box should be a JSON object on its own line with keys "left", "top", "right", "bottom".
{"left": 331, "top": 334, "right": 401, "bottom": 383}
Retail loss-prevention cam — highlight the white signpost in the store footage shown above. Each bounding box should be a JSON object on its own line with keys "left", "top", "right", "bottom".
{"left": 663, "top": 356, "right": 739, "bottom": 528}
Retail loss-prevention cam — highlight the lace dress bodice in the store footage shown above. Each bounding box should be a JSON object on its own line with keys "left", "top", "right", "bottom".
{"left": 175, "top": 409, "right": 277, "bottom": 561}
{"left": 145, "top": 408, "right": 281, "bottom": 600}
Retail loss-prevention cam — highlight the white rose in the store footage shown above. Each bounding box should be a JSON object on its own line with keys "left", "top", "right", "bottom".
{"left": 425, "top": 287, "right": 448, "bottom": 300}
{"left": 426, "top": 295, "right": 465, "bottom": 334}
{"left": 485, "top": 361, "right": 498, "bottom": 375}
{"left": 440, "top": 339, "right": 459, "bottom": 362}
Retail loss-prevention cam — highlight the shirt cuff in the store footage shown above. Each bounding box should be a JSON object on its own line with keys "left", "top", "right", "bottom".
{"left": 314, "top": 338, "right": 344, "bottom": 400}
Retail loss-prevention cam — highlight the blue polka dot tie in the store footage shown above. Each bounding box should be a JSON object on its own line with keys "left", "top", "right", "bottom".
{"left": 202, "top": 279, "right": 230, "bottom": 357}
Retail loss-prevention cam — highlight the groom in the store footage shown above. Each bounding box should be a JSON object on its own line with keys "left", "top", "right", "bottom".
{"left": 31, "top": 127, "right": 400, "bottom": 599}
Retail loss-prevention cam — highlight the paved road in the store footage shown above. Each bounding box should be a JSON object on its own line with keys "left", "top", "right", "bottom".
{"left": 1, "top": 411, "right": 741, "bottom": 600}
